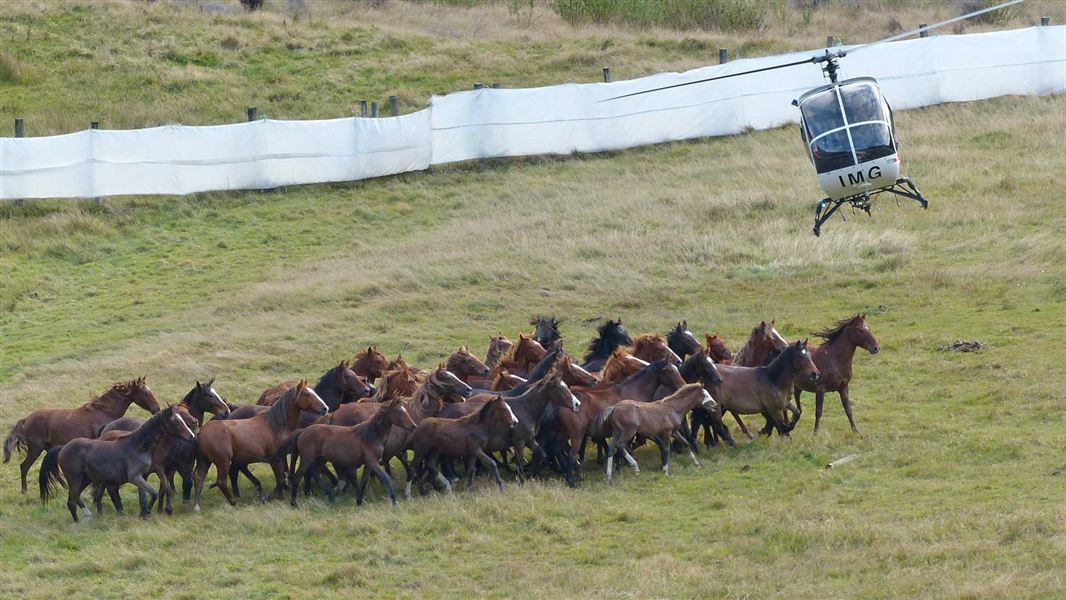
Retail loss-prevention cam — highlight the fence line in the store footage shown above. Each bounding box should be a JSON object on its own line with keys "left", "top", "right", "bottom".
{"left": 1, "top": 25, "right": 1063, "bottom": 201}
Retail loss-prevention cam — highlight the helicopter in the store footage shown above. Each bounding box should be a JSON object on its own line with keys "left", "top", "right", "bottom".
{"left": 604, "top": 0, "right": 1025, "bottom": 236}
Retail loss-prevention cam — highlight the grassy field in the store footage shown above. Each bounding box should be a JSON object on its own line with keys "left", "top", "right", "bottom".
{"left": 2, "top": 1, "right": 1066, "bottom": 598}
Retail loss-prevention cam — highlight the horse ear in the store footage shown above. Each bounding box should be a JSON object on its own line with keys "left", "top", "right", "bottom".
{"left": 207, "top": 377, "right": 215, "bottom": 386}
{"left": 196, "top": 380, "right": 201, "bottom": 387}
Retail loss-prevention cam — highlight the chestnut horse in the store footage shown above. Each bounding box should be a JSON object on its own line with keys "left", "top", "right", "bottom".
{"left": 794, "top": 314, "right": 880, "bottom": 433}
{"left": 735, "top": 320, "right": 788, "bottom": 368}
{"left": 629, "top": 334, "right": 683, "bottom": 366}
{"left": 557, "top": 353, "right": 598, "bottom": 388}
{"left": 353, "top": 346, "right": 390, "bottom": 383}
{"left": 704, "top": 334, "right": 735, "bottom": 364}
{"left": 709, "top": 341, "right": 820, "bottom": 438}
{"left": 599, "top": 384, "right": 715, "bottom": 483}
{"left": 582, "top": 319, "right": 633, "bottom": 372}
{"left": 496, "top": 334, "right": 548, "bottom": 377}
{"left": 445, "top": 346, "right": 492, "bottom": 388}
{"left": 666, "top": 321, "right": 704, "bottom": 361}
{"left": 284, "top": 398, "right": 417, "bottom": 507}
{"left": 5, "top": 377, "right": 161, "bottom": 494}
{"left": 192, "top": 381, "right": 328, "bottom": 510}
{"left": 39, "top": 406, "right": 195, "bottom": 522}
{"left": 409, "top": 397, "right": 519, "bottom": 494}
{"left": 599, "top": 349, "right": 649, "bottom": 386}
{"left": 484, "top": 335, "right": 513, "bottom": 369}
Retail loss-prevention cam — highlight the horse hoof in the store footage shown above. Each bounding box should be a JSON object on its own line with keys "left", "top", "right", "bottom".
{"left": 193, "top": 505, "right": 200, "bottom": 513}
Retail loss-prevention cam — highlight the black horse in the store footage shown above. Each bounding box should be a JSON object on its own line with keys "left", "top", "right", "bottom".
{"left": 531, "top": 315, "right": 562, "bottom": 350}
{"left": 666, "top": 321, "right": 704, "bottom": 361}
{"left": 679, "top": 349, "right": 735, "bottom": 449}
{"left": 581, "top": 319, "right": 633, "bottom": 372}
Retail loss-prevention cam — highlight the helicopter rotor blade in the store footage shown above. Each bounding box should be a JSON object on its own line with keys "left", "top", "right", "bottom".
{"left": 847, "top": 0, "right": 1024, "bottom": 55}
{"left": 597, "top": 56, "right": 818, "bottom": 102}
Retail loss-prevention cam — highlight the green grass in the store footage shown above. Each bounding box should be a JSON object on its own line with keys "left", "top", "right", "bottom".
{"left": 2, "top": 2, "right": 1066, "bottom": 598}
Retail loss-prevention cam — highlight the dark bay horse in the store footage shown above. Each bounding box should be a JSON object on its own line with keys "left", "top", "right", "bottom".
{"left": 679, "top": 349, "right": 734, "bottom": 448}
{"left": 709, "top": 341, "right": 820, "bottom": 438}
{"left": 409, "top": 397, "right": 519, "bottom": 494}
{"left": 704, "top": 334, "right": 735, "bottom": 364}
{"left": 735, "top": 320, "right": 788, "bottom": 368}
{"left": 284, "top": 399, "right": 417, "bottom": 507}
{"left": 99, "top": 380, "right": 230, "bottom": 514}
{"left": 599, "top": 384, "right": 714, "bottom": 483}
{"left": 666, "top": 321, "right": 704, "bottom": 361}
{"left": 531, "top": 315, "right": 562, "bottom": 349}
{"left": 794, "top": 314, "right": 880, "bottom": 433}
{"left": 445, "top": 346, "right": 492, "bottom": 388}
{"left": 192, "top": 381, "right": 328, "bottom": 510}
{"left": 557, "top": 353, "right": 598, "bottom": 388}
{"left": 484, "top": 335, "right": 513, "bottom": 370}
{"left": 256, "top": 362, "right": 374, "bottom": 410}
{"left": 582, "top": 319, "right": 633, "bottom": 372}
{"left": 39, "top": 406, "right": 196, "bottom": 522}
{"left": 5, "top": 377, "right": 160, "bottom": 494}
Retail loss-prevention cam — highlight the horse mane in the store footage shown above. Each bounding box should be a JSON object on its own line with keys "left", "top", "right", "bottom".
{"left": 445, "top": 349, "right": 470, "bottom": 373}
{"left": 359, "top": 399, "right": 397, "bottom": 441}
{"left": 406, "top": 370, "right": 447, "bottom": 419}
{"left": 264, "top": 384, "right": 299, "bottom": 429}
{"left": 584, "top": 320, "right": 633, "bottom": 362}
{"left": 628, "top": 334, "right": 665, "bottom": 355}
{"left": 127, "top": 405, "right": 176, "bottom": 450}
{"left": 658, "top": 382, "right": 703, "bottom": 404}
{"left": 734, "top": 325, "right": 765, "bottom": 367}
{"left": 88, "top": 380, "right": 136, "bottom": 410}
{"left": 485, "top": 336, "right": 511, "bottom": 369}
{"left": 763, "top": 343, "right": 798, "bottom": 384}
{"left": 475, "top": 398, "right": 502, "bottom": 423}
{"left": 812, "top": 315, "right": 862, "bottom": 343}
{"left": 602, "top": 348, "right": 641, "bottom": 384}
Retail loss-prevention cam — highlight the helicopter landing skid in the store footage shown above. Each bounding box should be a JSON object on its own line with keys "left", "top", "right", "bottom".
{"left": 813, "top": 177, "right": 928, "bottom": 236}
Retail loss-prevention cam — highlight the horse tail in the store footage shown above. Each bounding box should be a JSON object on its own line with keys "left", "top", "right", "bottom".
{"left": 268, "top": 429, "right": 302, "bottom": 465}
{"left": 3, "top": 419, "right": 27, "bottom": 463}
{"left": 39, "top": 446, "right": 64, "bottom": 504}
{"left": 592, "top": 406, "right": 616, "bottom": 440}
{"left": 538, "top": 400, "right": 558, "bottom": 432}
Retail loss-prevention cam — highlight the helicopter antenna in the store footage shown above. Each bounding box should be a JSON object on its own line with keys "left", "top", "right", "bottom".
{"left": 847, "top": 0, "right": 1024, "bottom": 55}
{"left": 599, "top": 0, "right": 1024, "bottom": 102}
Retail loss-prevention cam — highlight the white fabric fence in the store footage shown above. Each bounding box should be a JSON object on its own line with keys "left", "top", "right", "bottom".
{"left": 2, "top": 25, "right": 1063, "bottom": 200}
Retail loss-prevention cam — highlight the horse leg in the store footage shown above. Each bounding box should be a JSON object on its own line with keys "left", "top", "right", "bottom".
{"left": 229, "top": 465, "right": 241, "bottom": 499}
{"left": 839, "top": 385, "right": 859, "bottom": 433}
{"left": 106, "top": 486, "right": 125, "bottom": 514}
{"left": 269, "top": 460, "right": 287, "bottom": 500}
{"left": 355, "top": 465, "right": 373, "bottom": 506}
{"left": 794, "top": 386, "right": 804, "bottom": 415}
{"left": 240, "top": 465, "right": 263, "bottom": 499}
{"left": 192, "top": 458, "right": 208, "bottom": 513}
{"left": 368, "top": 463, "right": 397, "bottom": 506}
{"left": 605, "top": 439, "right": 618, "bottom": 484}
{"left": 785, "top": 400, "right": 801, "bottom": 431}
{"left": 465, "top": 456, "right": 478, "bottom": 490}
{"left": 814, "top": 391, "right": 826, "bottom": 433}
{"left": 731, "top": 411, "right": 754, "bottom": 440}
{"left": 673, "top": 430, "right": 700, "bottom": 467}
{"left": 67, "top": 477, "right": 91, "bottom": 523}
{"left": 130, "top": 474, "right": 158, "bottom": 518}
{"left": 652, "top": 435, "right": 670, "bottom": 475}
{"left": 19, "top": 445, "right": 43, "bottom": 495}
{"left": 475, "top": 450, "right": 505, "bottom": 492}
{"left": 91, "top": 485, "right": 105, "bottom": 515}
{"left": 290, "top": 459, "right": 309, "bottom": 508}
{"left": 213, "top": 461, "right": 237, "bottom": 507}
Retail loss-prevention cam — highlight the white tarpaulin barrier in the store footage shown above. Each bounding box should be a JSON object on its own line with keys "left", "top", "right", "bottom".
{"left": 1, "top": 25, "right": 1063, "bottom": 200}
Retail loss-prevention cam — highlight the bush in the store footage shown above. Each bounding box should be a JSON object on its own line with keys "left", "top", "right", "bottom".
{"left": 0, "top": 52, "right": 20, "bottom": 84}
{"left": 552, "top": 0, "right": 773, "bottom": 32}
{"left": 958, "top": 0, "right": 1023, "bottom": 24}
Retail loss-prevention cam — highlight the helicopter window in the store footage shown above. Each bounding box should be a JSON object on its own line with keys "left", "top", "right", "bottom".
{"left": 800, "top": 90, "right": 845, "bottom": 138}
{"left": 850, "top": 123, "right": 895, "bottom": 163}
{"left": 842, "top": 83, "right": 887, "bottom": 124}
{"left": 810, "top": 130, "right": 854, "bottom": 173}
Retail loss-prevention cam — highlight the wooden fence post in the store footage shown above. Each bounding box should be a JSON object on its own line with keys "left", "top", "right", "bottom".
{"left": 1040, "top": 16, "right": 1050, "bottom": 26}
{"left": 15, "top": 118, "right": 24, "bottom": 138}
{"left": 826, "top": 35, "right": 833, "bottom": 47}
{"left": 370, "top": 102, "right": 378, "bottom": 118}
{"left": 247, "top": 107, "right": 257, "bottom": 121}
{"left": 602, "top": 67, "right": 611, "bottom": 83}
{"left": 919, "top": 24, "right": 928, "bottom": 38}
{"left": 719, "top": 48, "right": 727, "bottom": 64}
{"left": 473, "top": 83, "right": 487, "bottom": 89}
{"left": 491, "top": 82, "right": 501, "bottom": 89}
{"left": 389, "top": 95, "right": 399, "bottom": 116}
{"left": 360, "top": 100, "right": 368, "bottom": 117}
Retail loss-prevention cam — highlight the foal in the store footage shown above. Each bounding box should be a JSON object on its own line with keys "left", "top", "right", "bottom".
{"left": 40, "top": 406, "right": 196, "bottom": 522}
{"left": 286, "top": 399, "right": 416, "bottom": 507}
{"left": 409, "top": 398, "right": 518, "bottom": 495}
{"left": 599, "top": 384, "right": 715, "bottom": 483}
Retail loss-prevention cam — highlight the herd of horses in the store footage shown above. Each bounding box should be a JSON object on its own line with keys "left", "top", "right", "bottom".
{"left": 5, "top": 314, "right": 881, "bottom": 522}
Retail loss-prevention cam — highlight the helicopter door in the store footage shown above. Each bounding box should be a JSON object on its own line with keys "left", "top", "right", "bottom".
{"left": 799, "top": 78, "right": 900, "bottom": 200}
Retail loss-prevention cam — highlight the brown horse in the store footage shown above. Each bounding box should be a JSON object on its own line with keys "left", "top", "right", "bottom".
{"left": 256, "top": 362, "right": 374, "bottom": 409}
{"left": 629, "top": 334, "right": 682, "bottom": 366}
{"left": 5, "top": 377, "right": 161, "bottom": 494}
{"left": 709, "top": 341, "right": 820, "bottom": 438}
{"left": 794, "top": 314, "right": 880, "bottom": 433}
{"left": 735, "top": 320, "right": 788, "bottom": 367}
{"left": 599, "top": 348, "right": 649, "bottom": 386}
{"left": 666, "top": 321, "right": 704, "bottom": 361}
{"left": 557, "top": 353, "right": 598, "bottom": 388}
{"left": 284, "top": 399, "right": 417, "bottom": 507}
{"left": 484, "top": 335, "right": 513, "bottom": 370}
{"left": 599, "top": 384, "right": 714, "bottom": 483}
{"left": 192, "top": 381, "right": 328, "bottom": 510}
{"left": 679, "top": 348, "right": 734, "bottom": 448}
{"left": 409, "top": 397, "right": 519, "bottom": 494}
{"left": 39, "top": 405, "right": 196, "bottom": 522}
{"left": 353, "top": 346, "right": 390, "bottom": 383}
{"left": 364, "top": 362, "right": 422, "bottom": 403}
{"left": 704, "top": 334, "right": 735, "bottom": 364}
{"left": 496, "top": 334, "right": 548, "bottom": 377}
{"left": 489, "top": 369, "right": 527, "bottom": 391}
{"left": 446, "top": 346, "right": 492, "bottom": 387}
